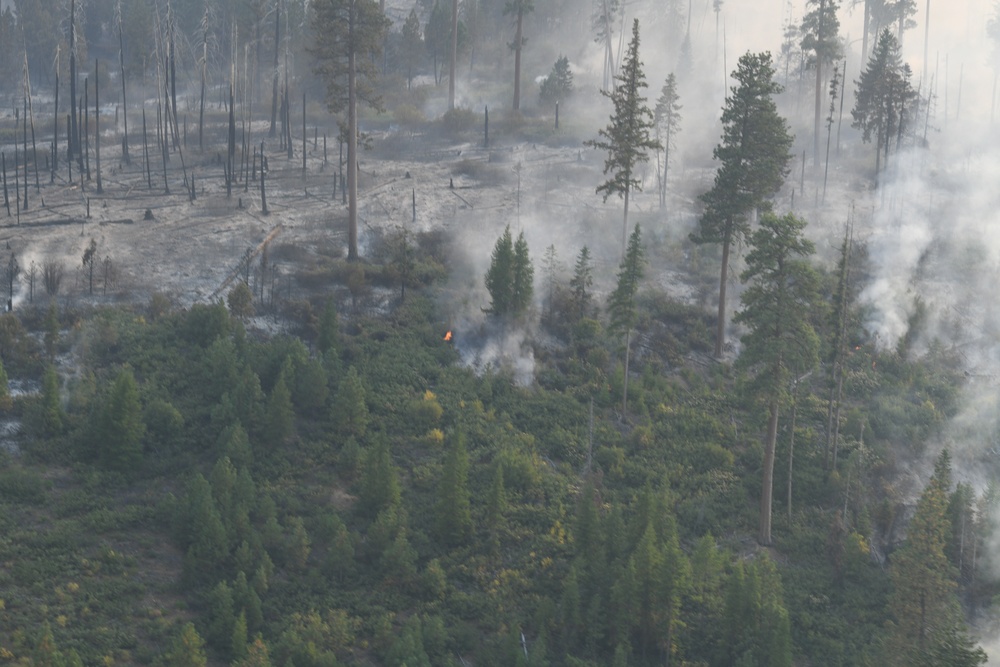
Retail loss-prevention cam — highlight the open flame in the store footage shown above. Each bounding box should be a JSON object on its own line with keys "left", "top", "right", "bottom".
{"left": 443, "top": 330, "right": 453, "bottom": 342}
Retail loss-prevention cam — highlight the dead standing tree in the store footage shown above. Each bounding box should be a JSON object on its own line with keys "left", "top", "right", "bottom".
{"left": 83, "top": 238, "right": 97, "bottom": 295}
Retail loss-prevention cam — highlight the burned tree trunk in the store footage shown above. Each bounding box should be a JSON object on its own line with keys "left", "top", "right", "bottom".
{"left": 269, "top": 0, "right": 281, "bottom": 138}
{"left": 117, "top": 5, "right": 130, "bottom": 164}
{"left": 52, "top": 50, "right": 59, "bottom": 183}
{"left": 142, "top": 108, "right": 151, "bottom": 190}
{"left": 96, "top": 60, "right": 103, "bottom": 195}
{"left": 70, "top": 0, "right": 78, "bottom": 163}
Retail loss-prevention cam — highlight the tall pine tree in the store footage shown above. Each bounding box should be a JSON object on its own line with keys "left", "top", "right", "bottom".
{"left": 585, "top": 19, "right": 661, "bottom": 258}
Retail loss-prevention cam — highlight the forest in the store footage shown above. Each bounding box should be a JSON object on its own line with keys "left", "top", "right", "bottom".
{"left": 0, "top": 0, "right": 998, "bottom": 665}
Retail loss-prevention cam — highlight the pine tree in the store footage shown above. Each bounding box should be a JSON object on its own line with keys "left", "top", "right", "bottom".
{"left": 333, "top": 366, "right": 368, "bottom": 438}
{"left": 883, "top": 449, "right": 985, "bottom": 665}
{"left": 231, "top": 611, "right": 249, "bottom": 661}
{"left": 317, "top": 298, "right": 339, "bottom": 356}
{"left": 801, "top": 0, "right": 842, "bottom": 166}
{"left": 97, "top": 367, "right": 145, "bottom": 472}
{"left": 435, "top": 430, "right": 473, "bottom": 547}
{"left": 569, "top": 246, "right": 594, "bottom": 321}
{"left": 504, "top": 0, "right": 535, "bottom": 110}
{"left": 734, "top": 212, "right": 820, "bottom": 545}
{"left": 310, "top": 0, "right": 391, "bottom": 261}
{"left": 360, "top": 434, "right": 401, "bottom": 518}
{"left": 654, "top": 73, "right": 682, "bottom": 211}
{"left": 852, "top": 29, "right": 915, "bottom": 177}
{"left": 608, "top": 224, "right": 645, "bottom": 418}
{"left": 692, "top": 51, "right": 793, "bottom": 358}
{"left": 205, "top": 580, "right": 236, "bottom": 652}
{"left": 539, "top": 55, "right": 574, "bottom": 106}
{"left": 263, "top": 368, "right": 294, "bottom": 445}
{"left": 168, "top": 623, "right": 208, "bottom": 667}
{"left": 401, "top": 8, "right": 423, "bottom": 90}
{"left": 585, "top": 19, "right": 661, "bottom": 258}
{"left": 511, "top": 231, "right": 534, "bottom": 318}
{"left": 485, "top": 226, "right": 514, "bottom": 316}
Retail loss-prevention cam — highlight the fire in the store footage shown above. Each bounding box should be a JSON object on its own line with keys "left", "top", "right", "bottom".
{"left": 443, "top": 330, "right": 453, "bottom": 342}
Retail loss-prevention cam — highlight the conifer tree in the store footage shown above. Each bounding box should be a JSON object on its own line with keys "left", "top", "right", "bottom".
{"left": 504, "top": 0, "right": 535, "bottom": 110}
{"left": 585, "top": 19, "right": 661, "bottom": 258}
{"left": 334, "top": 366, "right": 368, "bottom": 437}
{"left": 485, "top": 226, "right": 514, "bottom": 316}
{"left": 692, "top": 51, "right": 793, "bottom": 358}
{"left": 310, "top": 0, "right": 391, "bottom": 261}
{"left": 852, "top": 29, "right": 915, "bottom": 177}
{"left": 401, "top": 8, "right": 423, "bottom": 90}
{"left": 884, "top": 449, "right": 986, "bottom": 665}
{"left": 654, "top": 73, "right": 682, "bottom": 211}
{"left": 168, "top": 623, "right": 208, "bottom": 667}
{"left": 263, "top": 368, "right": 294, "bottom": 445}
{"left": 511, "top": 230, "right": 534, "bottom": 317}
{"left": 539, "top": 55, "right": 574, "bottom": 106}
{"left": 734, "top": 212, "right": 819, "bottom": 545}
{"left": 608, "top": 224, "right": 645, "bottom": 418}
{"left": 205, "top": 580, "right": 237, "bottom": 652}
{"left": 569, "top": 246, "right": 594, "bottom": 321}
{"left": 360, "top": 434, "right": 401, "bottom": 518}
{"left": 801, "top": 0, "right": 842, "bottom": 165}
{"left": 435, "top": 430, "right": 473, "bottom": 547}
{"left": 97, "top": 367, "right": 145, "bottom": 472}
{"left": 232, "top": 611, "right": 249, "bottom": 661}
{"left": 317, "top": 299, "right": 339, "bottom": 356}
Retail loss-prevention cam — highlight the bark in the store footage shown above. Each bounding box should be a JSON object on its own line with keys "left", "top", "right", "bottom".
{"left": 513, "top": 6, "right": 523, "bottom": 110}
{"left": 760, "top": 399, "right": 780, "bottom": 545}
{"left": 714, "top": 224, "right": 732, "bottom": 358}
{"left": 269, "top": 0, "right": 281, "bottom": 138}
{"left": 118, "top": 14, "right": 130, "bottom": 164}
{"left": 348, "top": 33, "right": 359, "bottom": 260}
{"left": 95, "top": 60, "right": 102, "bottom": 194}
{"left": 449, "top": 0, "right": 458, "bottom": 110}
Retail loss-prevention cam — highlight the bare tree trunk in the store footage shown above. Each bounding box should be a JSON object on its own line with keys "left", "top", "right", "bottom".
{"left": 95, "top": 60, "right": 102, "bottom": 194}
{"left": 862, "top": 0, "right": 870, "bottom": 61}
{"left": 715, "top": 225, "right": 732, "bottom": 358}
{"left": 84, "top": 80, "right": 90, "bottom": 181}
{"left": 449, "top": 0, "right": 458, "bottom": 110}
{"left": 760, "top": 399, "right": 780, "bottom": 545}
{"left": 513, "top": 6, "right": 523, "bottom": 110}
{"left": 52, "top": 55, "right": 59, "bottom": 183}
{"left": 348, "top": 9, "right": 359, "bottom": 261}
{"left": 269, "top": 0, "right": 281, "bottom": 138}
{"left": 199, "top": 15, "right": 208, "bottom": 152}
{"left": 813, "top": 0, "right": 825, "bottom": 169}
{"left": 118, "top": 7, "right": 130, "bottom": 164}
{"left": 70, "top": 0, "right": 78, "bottom": 163}
{"left": 143, "top": 108, "right": 151, "bottom": 190}
{"left": 622, "top": 329, "right": 631, "bottom": 418}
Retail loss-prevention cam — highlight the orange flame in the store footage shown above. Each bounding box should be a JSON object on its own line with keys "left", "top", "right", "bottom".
{"left": 443, "top": 331, "right": 453, "bottom": 342}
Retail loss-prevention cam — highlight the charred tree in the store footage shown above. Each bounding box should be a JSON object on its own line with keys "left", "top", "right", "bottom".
{"left": 270, "top": 0, "right": 281, "bottom": 138}
{"left": 95, "top": 60, "right": 102, "bottom": 195}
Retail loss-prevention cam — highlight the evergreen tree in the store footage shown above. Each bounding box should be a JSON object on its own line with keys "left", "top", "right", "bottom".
{"left": 317, "top": 298, "right": 339, "bottom": 356}
{"left": 263, "top": 368, "right": 294, "bottom": 445}
{"left": 44, "top": 301, "right": 59, "bottom": 360}
{"left": 585, "top": 19, "right": 661, "bottom": 258}
{"left": 851, "top": 29, "right": 915, "bottom": 177}
{"left": 36, "top": 365, "right": 63, "bottom": 437}
{"left": 359, "top": 434, "right": 401, "bottom": 518}
{"left": 205, "top": 580, "right": 236, "bottom": 652}
{"left": 608, "top": 224, "right": 645, "bottom": 418}
{"left": 435, "top": 430, "right": 473, "bottom": 547}
{"left": 654, "top": 73, "right": 682, "bottom": 211}
{"left": 183, "top": 473, "right": 229, "bottom": 583}
{"left": 333, "top": 366, "right": 368, "bottom": 437}
{"left": 504, "top": 0, "right": 535, "bottom": 110}
{"left": 511, "top": 230, "right": 534, "bottom": 317}
{"left": 692, "top": 51, "right": 793, "bottom": 358}
{"left": 168, "top": 623, "right": 208, "bottom": 667}
{"left": 485, "top": 226, "right": 514, "bottom": 316}
{"left": 800, "top": 0, "right": 842, "bottom": 165}
{"left": 33, "top": 622, "right": 62, "bottom": 667}
{"left": 569, "top": 246, "right": 594, "bottom": 321}
{"left": 424, "top": 0, "right": 452, "bottom": 85}
{"left": 232, "top": 636, "right": 273, "bottom": 667}
{"left": 231, "top": 611, "right": 249, "bottom": 662}
{"left": 539, "top": 55, "right": 574, "bottom": 106}
{"left": 401, "top": 8, "right": 424, "bottom": 89}
{"left": 883, "top": 449, "right": 986, "bottom": 665}
{"left": 97, "top": 367, "right": 145, "bottom": 472}
{"left": 310, "top": 0, "right": 391, "bottom": 261}
{"left": 734, "top": 212, "right": 820, "bottom": 545}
